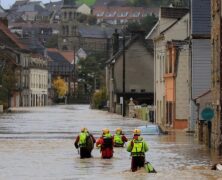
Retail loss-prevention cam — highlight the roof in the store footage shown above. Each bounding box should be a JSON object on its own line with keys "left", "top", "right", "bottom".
{"left": 0, "top": 5, "right": 5, "bottom": 13}
{"left": 20, "top": 37, "right": 44, "bottom": 54}
{"left": 10, "top": 22, "right": 59, "bottom": 29}
{"left": 47, "top": 51, "right": 73, "bottom": 74}
{"left": 78, "top": 25, "right": 115, "bottom": 38}
{"left": 17, "top": 2, "right": 45, "bottom": 13}
{"left": 62, "top": 0, "right": 78, "bottom": 8}
{"left": 94, "top": 0, "right": 127, "bottom": 7}
{"left": 45, "top": 1, "right": 63, "bottom": 12}
{"left": 11, "top": 0, "right": 30, "bottom": 10}
{"left": 47, "top": 48, "right": 74, "bottom": 64}
{"left": 93, "top": 6, "right": 159, "bottom": 19}
{"left": 106, "top": 34, "right": 153, "bottom": 64}
{"left": 0, "top": 21, "right": 26, "bottom": 49}
{"left": 160, "top": 7, "right": 189, "bottom": 19}
{"left": 158, "top": 12, "right": 189, "bottom": 37}
{"left": 47, "top": 51, "right": 70, "bottom": 64}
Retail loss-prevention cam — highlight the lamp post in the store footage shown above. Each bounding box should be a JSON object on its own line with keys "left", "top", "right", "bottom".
{"left": 122, "top": 35, "right": 126, "bottom": 117}
{"left": 0, "top": 60, "right": 5, "bottom": 88}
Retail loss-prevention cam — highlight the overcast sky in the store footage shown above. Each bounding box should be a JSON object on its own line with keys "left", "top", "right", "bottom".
{"left": 1, "top": 0, "right": 61, "bottom": 9}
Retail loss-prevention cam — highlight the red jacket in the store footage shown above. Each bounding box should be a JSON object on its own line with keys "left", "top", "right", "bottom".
{"left": 96, "top": 135, "right": 114, "bottom": 158}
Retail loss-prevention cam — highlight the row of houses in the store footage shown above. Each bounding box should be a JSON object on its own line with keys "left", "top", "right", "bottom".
{"left": 92, "top": 6, "right": 158, "bottom": 25}
{"left": 0, "top": 17, "right": 77, "bottom": 108}
{"left": 105, "top": 1, "right": 222, "bottom": 150}
{"left": 0, "top": 18, "right": 48, "bottom": 107}
{"left": 148, "top": 2, "right": 211, "bottom": 134}
{"left": 0, "top": 0, "right": 158, "bottom": 26}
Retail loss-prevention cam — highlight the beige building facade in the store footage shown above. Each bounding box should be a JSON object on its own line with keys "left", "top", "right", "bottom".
{"left": 150, "top": 8, "right": 189, "bottom": 127}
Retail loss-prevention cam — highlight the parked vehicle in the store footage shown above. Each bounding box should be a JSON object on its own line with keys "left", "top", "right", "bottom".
{"left": 137, "top": 125, "right": 167, "bottom": 135}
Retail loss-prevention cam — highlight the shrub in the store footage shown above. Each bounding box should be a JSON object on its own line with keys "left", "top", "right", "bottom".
{"left": 91, "top": 87, "right": 107, "bottom": 109}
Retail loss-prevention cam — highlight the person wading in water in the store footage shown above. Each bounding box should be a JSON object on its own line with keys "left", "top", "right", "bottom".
{"left": 74, "top": 128, "right": 96, "bottom": 159}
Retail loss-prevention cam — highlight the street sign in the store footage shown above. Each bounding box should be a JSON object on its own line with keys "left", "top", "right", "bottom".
{"left": 120, "top": 97, "right": 123, "bottom": 104}
{"left": 201, "top": 107, "right": 214, "bottom": 121}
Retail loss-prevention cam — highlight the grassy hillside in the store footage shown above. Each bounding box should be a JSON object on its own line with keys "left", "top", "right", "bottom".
{"left": 76, "top": 0, "right": 96, "bottom": 6}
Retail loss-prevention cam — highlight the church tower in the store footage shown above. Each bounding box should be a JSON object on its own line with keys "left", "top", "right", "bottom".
{"left": 58, "top": 0, "right": 80, "bottom": 51}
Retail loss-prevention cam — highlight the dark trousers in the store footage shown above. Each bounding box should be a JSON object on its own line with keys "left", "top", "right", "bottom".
{"left": 131, "top": 156, "right": 145, "bottom": 172}
{"left": 80, "top": 147, "right": 92, "bottom": 159}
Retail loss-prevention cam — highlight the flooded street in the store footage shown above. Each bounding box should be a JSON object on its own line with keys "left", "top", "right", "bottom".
{"left": 0, "top": 105, "right": 222, "bottom": 180}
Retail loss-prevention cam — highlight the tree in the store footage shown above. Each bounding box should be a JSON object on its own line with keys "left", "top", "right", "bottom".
{"left": 52, "top": 76, "right": 68, "bottom": 98}
{"left": 77, "top": 53, "right": 106, "bottom": 94}
{"left": 91, "top": 87, "right": 107, "bottom": 109}
{"left": 0, "top": 62, "right": 17, "bottom": 108}
{"left": 127, "top": 0, "right": 148, "bottom": 6}
{"left": 87, "top": 15, "right": 97, "bottom": 25}
{"left": 127, "top": 14, "right": 158, "bottom": 33}
{"left": 77, "top": 14, "right": 97, "bottom": 25}
{"left": 45, "top": 34, "right": 58, "bottom": 48}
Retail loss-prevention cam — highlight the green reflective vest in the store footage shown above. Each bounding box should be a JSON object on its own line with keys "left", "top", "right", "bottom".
{"left": 79, "top": 132, "right": 88, "bottom": 147}
{"left": 103, "top": 133, "right": 112, "bottom": 138}
{"left": 131, "top": 139, "right": 145, "bottom": 156}
{"left": 114, "top": 134, "right": 123, "bottom": 145}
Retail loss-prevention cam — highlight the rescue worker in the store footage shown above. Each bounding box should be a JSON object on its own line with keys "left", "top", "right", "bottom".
{"left": 127, "top": 128, "right": 149, "bottom": 172}
{"left": 113, "top": 128, "right": 128, "bottom": 147}
{"left": 96, "top": 128, "right": 114, "bottom": 159}
{"left": 74, "top": 128, "right": 96, "bottom": 159}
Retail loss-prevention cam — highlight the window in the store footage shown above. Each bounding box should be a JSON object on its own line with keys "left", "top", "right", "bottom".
{"left": 64, "top": 12, "right": 67, "bottom": 19}
{"left": 66, "top": 26, "right": 69, "bottom": 35}
{"left": 130, "top": 12, "right": 140, "bottom": 17}
{"left": 62, "top": 26, "right": 65, "bottom": 35}
{"left": 166, "top": 47, "right": 174, "bottom": 74}
{"left": 97, "top": 12, "right": 104, "bottom": 17}
{"left": 131, "top": 89, "right": 136, "bottom": 92}
{"left": 117, "top": 12, "right": 128, "bottom": 17}
{"left": 141, "top": 89, "right": 146, "bottom": 93}
{"left": 69, "top": 12, "right": 72, "bottom": 19}
{"left": 72, "top": 26, "right": 76, "bottom": 35}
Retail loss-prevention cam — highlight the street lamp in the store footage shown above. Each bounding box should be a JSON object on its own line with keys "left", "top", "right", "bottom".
{"left": 0, "top": 60, "right": 6, "bottom": 88}
{"left": 122, "top": 35, "right": 126, "bottom": 117}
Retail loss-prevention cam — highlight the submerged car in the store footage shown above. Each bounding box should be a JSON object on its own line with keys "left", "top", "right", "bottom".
{"left": 137, "top": 124, "right": 167, "bottom": 135}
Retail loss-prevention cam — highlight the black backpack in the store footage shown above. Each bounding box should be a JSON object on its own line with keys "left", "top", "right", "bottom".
{"left": 85, "top": 135, "right": 94, "bottom": 151}
{"left": 102, "top": 137, "right": 113, "bottom": 148}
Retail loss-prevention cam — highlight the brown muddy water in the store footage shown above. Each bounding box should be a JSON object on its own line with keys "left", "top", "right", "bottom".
{"left": 0, "top": 105, "right": 222, "bottom": 179}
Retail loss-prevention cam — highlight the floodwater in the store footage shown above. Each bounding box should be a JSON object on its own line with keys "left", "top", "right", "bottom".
{"left": 0, "top": 105, "right": 222, "bottom": 180}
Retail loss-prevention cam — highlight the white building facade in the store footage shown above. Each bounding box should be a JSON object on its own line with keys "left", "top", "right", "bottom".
{"left": 21, "top": 56, "right": 48, "bottom": 106}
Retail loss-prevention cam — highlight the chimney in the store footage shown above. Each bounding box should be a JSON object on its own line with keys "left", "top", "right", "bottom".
{"left": 0, "top": 17, "right": 8, "bottom": 27}
{"left": 112, "top": 29, "right": 119, "bottom": 55}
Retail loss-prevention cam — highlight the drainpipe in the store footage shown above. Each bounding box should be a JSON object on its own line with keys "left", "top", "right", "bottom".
{"left": 154, "top": 40, "right": 156, "bottom": 124}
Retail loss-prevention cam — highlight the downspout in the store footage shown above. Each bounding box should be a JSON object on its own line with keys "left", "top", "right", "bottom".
{"left": 188, "top": 0, "right": 193, "bottom": 132}
{"left": 154, "top": 40, "right": 156, "bottom": 124}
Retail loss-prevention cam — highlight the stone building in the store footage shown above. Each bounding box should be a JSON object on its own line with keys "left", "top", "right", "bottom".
{"left": 190, "top": 0, "right": 211, "bottom": 132}
{"left": 58, "top": 0, "right": 114, "bottom": 58}
{"left": 211, "top": 0, "right": 222, "bottom": 152}
{"left": 58, "top": 0, "right": 80, "bottom": 51}
{"left": 106, "top": 33, "right": 154, "bottom": 114}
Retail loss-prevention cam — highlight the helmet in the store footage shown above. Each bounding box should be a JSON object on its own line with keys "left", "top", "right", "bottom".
{"left": 116, "top": 128, "right": 122, "bottom": 133}
{"left": 102, "top": 128, "right": 110, "bottom": 134}
{"left": 133, "top": 128, "right": 141, "bottom": 135}
{"left": 81, "top": 127, "right": 88, "bottom": 132}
